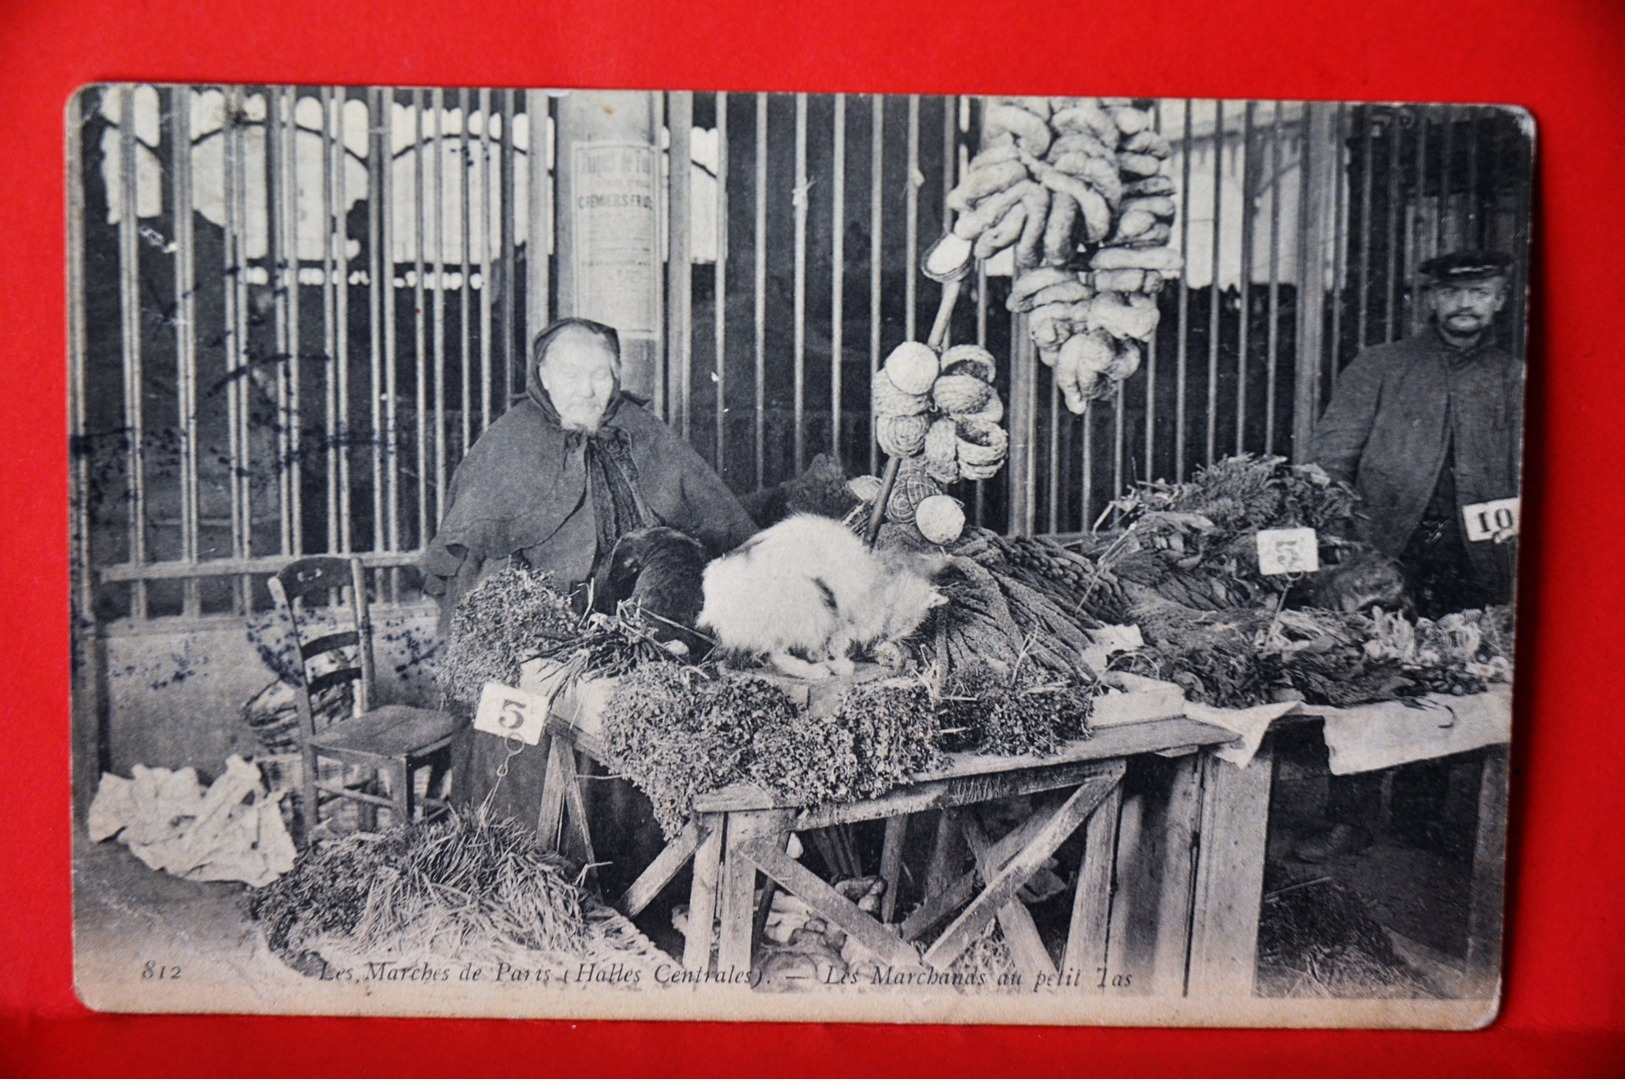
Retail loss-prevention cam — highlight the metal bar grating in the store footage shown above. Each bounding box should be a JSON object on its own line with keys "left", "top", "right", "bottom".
{"left": 72, "top": 88, "right": 1533, "bottom": 620}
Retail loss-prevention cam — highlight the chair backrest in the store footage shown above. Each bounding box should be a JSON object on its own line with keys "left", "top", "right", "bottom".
{"left": 268, "top": 557, "right": 375, "bottom": 740}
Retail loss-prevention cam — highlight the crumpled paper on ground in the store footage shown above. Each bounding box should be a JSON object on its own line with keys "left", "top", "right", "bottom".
{"left": 1319, "top": 687, "right": 1512, "bottom": 775}
{"left": 88, "top": 755, "right": 297, "bottom": 887}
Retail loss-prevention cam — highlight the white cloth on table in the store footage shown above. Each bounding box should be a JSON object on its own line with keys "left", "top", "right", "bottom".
{"left": 1319, "top": 687, "right": 1512, "bottom": 775}
{"left": 1185, "top": 699, "right": 1304, "bottom": 768}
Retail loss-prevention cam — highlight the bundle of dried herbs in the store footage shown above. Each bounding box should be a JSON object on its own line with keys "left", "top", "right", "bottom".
{"left": 252, "top": 830, "right": 392, "bottom": 963}
{"left": 834, "top": 680, "right": 943, "bottom": 794}
{"left": 554, "top": 609, "right": 690, "bottom": 677}
{"left": 599, "top": 666, "right": 798, "bottom": 837}
{"left": 435, "top": 564, "right": 582, "bottom": 709}
{"left": 250, "top": 809, "right": 587, "bottom": 972}
{"left": 748, "top": 709, "right": 864, "bottom": 809}
{"left": 934, "top": 661, "right": 1093, "bottom": 757}
{"left": 1257, "top": 879, "right": 1435, "bottom": 998}
{"left": 605, "top": 667, "right": 952, "bottom": 830}
{"left": 748, "top": 680, "right": 943, "bottom": 810}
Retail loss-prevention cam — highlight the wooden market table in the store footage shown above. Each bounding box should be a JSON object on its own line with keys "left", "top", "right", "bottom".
{"left": 535, "top": 711, "right": 1278, "bottom": 995}
{"left": 528, "top": 688, "right": 1510, "bottom": 999}
{"left": 1186, "top": 708, "right": 1511, "bottom": 1000}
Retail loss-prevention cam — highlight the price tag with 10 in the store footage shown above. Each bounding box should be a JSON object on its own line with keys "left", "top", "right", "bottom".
{"left": 1461, "top": 497, "right": 1519, "bottom": 542}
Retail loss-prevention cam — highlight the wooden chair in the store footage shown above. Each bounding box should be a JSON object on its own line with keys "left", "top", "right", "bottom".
{"left": 269, "top": 556, "right": 462, "bottom": 841}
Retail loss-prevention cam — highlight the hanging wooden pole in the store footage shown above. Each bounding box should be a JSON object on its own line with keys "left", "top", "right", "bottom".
{"left": 864, "top": 278, "right": 962, "bottom": 546}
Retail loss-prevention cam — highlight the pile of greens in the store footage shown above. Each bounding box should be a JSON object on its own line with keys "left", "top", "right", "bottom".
{"left": 934, "top": 661, "right": 1093, "bottom": 757}
{"left": 435, "top": 563, "right": 680, "bottom": 710}
{"left": 434, "top": 564, "right": 582, "bottom": 709}
{"left": 599, "top": 664, "right": 1092, "bottom": 838}
{"left": 1362, "top": 605, "right": 1516, "bottom": 697}
{"left": 599, "top": 666, "right": 792, "bottom": 837}
{"left": 1079, "top": 454, "right": 1362, "bottom": 622}
{"left": 251, "top": 809, "right": 587, "bottom": 971}
{"left": 1119, "top": 601, "right": 1514, "bottom": 709}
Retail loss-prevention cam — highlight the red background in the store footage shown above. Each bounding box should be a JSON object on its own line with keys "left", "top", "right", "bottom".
{"left": 4, "top": 0, "right": 1623, "bottom": 1074}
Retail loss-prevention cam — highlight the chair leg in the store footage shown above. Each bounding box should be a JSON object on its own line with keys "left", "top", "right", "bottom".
{"left": 424, "top": 746, "right": 455, "bottom": 817}
{"left": 357, "top": 767, "right": 379, "bottom": 832}
{"left": 300, "top": 745, "right": 319, "bottom": 843}
{"left": 395, "top": 758, "right": 416, "bottom": 826}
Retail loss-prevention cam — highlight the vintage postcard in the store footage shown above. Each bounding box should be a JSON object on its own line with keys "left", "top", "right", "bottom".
{"left": 69, "top": 83, "right": 1531, "bottom": 1027}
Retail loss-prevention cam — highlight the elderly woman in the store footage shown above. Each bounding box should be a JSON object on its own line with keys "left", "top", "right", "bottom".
{"left": 422, "top": 317, "right": 758, "bottom": 627}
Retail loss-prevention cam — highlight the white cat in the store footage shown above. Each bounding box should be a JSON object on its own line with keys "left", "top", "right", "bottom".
{"left": 697, "top": 514, "right": 947, "bottom": 680}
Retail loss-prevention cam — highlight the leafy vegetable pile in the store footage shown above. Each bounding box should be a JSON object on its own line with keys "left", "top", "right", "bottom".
{"left": 434, "top": 564, "right": 582, "bottom": 709}
{"left": 1120, "top": 600, "right": 1514, "bottom": 708}
{"left": 934, "top": 661, "right": 1094, "bottom": 757}
{"left": 599, "top": 665, "right": 1091, "bottom": 838}
{"left": 1080, "top": 454, "right": 1362, "bottom": 622}
{"left": 598, "top": 666, "right": 790, "bottom": 837}
{"left": 250, "top": 809, "right": 586, "bottom": 971}
{"left": 1012, "top": 453, "right": 1519, "bottom": 709}
{"left": 1362, "top": 606, "right": 1516, "bottom": 697}
{"left": 435, "top": 563, "right": 678, "bottom": 710}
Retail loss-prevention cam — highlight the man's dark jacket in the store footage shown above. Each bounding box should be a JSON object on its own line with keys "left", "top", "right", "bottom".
{"left": 1310, "top": 328, "right": 1523, "bottom": 596}
{"left": 421, "top": 369, "right": 758, "bottom": 624}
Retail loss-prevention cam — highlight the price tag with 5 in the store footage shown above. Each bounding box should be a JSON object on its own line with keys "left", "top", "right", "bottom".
{"left": 1256, "top": 527, "right": 1320, "bottom": 576}
{"left": 473, "top": 681, "right": 549, "bottom": 746}
{"left": 1461, "top": 497, "right": 1519, "bottom": 543}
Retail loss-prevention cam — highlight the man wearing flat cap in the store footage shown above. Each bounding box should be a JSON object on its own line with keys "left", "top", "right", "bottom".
{"left": 1298, "top": 251, "right": 1524, "bottom": 862}
{"left": 1313, "top": 250, "right": 1522, "bottom": 617}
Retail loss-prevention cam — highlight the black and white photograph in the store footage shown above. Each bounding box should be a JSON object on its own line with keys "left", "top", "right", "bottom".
{"left": 67, "top": 84, "right": 1531, "bottom": 1026}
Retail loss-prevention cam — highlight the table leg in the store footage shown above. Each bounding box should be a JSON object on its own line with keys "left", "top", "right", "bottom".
{"left": 536, "top": 733, "right": 569, "bottom": 852}
{"left": 879, "top": 814, "right": 907, "bottom": 923}
{"left": 753, "top": 832, "right": 792, "bottom": 947}
{"left": 925, "top": 766, "right": 1123, "bottom": 971}
{"left": 962, "top": 812, "right": 1058, "bottom": 983}
{"left": 1103, "top": 754, "right": 1202, "bottom": 997}
{"left": 1464, "top": 744, "right": 1509, "bottom": 999}
{"left": 1185, "top": 740, "right": 1275, "bottom": 1000}
{"left": 717, "top": 811, "right": 783, "bottom": 974}
{"left": 923, "top": 809, "right": 963, "bottom": 899}
{"left": 559, "top": 746, "right": 599, "bottom": 890}
{"left": 1148, "top": 755, "right": 1202, "bottom": 995}
{"left": 394, "top": 758, "right": 415, "bottom": 825}
{"left": 618, "top": 819, "right": 702, "bottom": 917}
{"left": 1063, "top": 778, "right": 1124, "bottom": 983}
{"left": 682, "top": 813, "right": 724, "bottom": 972}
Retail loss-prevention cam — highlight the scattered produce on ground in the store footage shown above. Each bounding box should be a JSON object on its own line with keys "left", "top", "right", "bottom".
{"left": 251, "top": 809, "right": 587, "bottom": 972}
{"left": 1257, "top": 879, "right": 1436, "bottom": 998}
